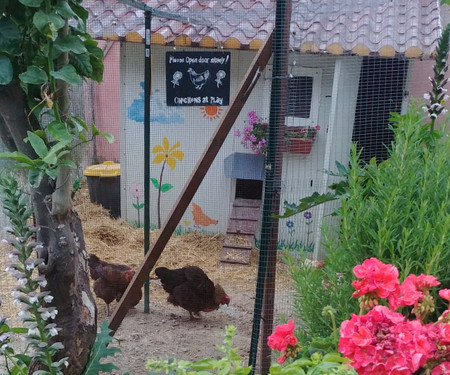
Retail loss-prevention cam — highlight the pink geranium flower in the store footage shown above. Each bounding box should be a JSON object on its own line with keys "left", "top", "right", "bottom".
{"left": 351, "top": 257, "right": 400, "bottom": 299}
{"left": 431, "top": 361, "right": 450, "bottom": 375}
{"left": 439, "top": 289, "right": 450, "bottom": 301}
{"left": 395, "top": 274, "right": 441, "bottom": 308}
{"left": 267, "top": 320, "right": 297, "bottom": 352}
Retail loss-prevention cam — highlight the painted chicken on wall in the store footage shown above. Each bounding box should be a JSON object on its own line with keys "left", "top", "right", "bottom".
{"left": 192, "top": 202, "right": 218, "bottom": 228}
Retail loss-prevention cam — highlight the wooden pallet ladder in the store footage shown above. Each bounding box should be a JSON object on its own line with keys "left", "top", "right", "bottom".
{"left": 220, "top": 198, "right": 262, "bottom": 265}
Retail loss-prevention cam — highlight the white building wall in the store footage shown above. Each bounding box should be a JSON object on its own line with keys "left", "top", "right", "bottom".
{"left": 120, "top": 43, "right": 268, "bottom": 233}
{"left": 119, "top": 43, "right": 364, "bottom": 257}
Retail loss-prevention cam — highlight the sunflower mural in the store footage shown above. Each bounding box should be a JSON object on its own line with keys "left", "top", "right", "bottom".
{"left": 152, "top": 137, "right": 184, "bottom": 228}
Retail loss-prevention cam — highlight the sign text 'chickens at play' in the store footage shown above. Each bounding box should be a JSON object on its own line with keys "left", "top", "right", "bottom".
{"left": 166, "top": 51, "right": 230, "bottom": 106}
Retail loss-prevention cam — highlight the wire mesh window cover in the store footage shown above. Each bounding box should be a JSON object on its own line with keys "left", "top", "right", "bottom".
{"left": 285, "top": 67, "right": 322, "bottom": 128}
{"left": 287, "top": 76, "right": 313, "bottom": 118}
{"left": 352, "top": 57, "right": 409, "bottom": 164}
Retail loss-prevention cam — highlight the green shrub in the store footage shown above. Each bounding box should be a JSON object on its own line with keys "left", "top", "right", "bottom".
{"left": 285, "top": 107, "right": 449, "bottom": 345}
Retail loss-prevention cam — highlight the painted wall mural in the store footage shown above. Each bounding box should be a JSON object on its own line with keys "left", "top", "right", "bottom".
{"left": 152, "top": 137, "right": 184, "bottom": 228}
{"left": 191, "top": 202, "right": 218, "bottom": 228}
{"left": 130, "top": 183, "right": 144, "bottom": 227}
{"left": 127, "top": 85, "right": 184, "bottom": 124}
{"left": 200, "top": 105, "right": 223, "bottom": 121}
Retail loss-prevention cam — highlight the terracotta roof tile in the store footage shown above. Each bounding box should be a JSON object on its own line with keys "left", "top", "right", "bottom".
{"left": 84, "top": 0, "right": 441, "bottom": 57}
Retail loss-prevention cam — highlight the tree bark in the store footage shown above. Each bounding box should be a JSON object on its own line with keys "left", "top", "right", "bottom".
{"left": 0, "top": 83, "right": 38, "bottom": 157}
{"left": 0, "top": 81, "right": 97, "bottom": 374}
{"left": 30, "top": 176, "right": 97, "bottom": 374}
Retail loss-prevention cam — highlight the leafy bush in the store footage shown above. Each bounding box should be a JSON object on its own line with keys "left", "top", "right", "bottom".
{"left": 285, "top": 104, "right": 449, "bottom": 345}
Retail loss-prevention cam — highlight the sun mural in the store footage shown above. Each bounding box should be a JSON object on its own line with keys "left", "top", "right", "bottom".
{"left": 200, "top": 106, "right": 223, "bottom": 121}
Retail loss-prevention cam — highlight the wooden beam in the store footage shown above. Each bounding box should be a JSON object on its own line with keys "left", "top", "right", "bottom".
{"left": 108, "top": 30, "right": 274, "bottom": 333}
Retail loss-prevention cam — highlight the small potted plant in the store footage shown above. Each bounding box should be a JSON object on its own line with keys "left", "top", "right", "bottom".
{"left": 284, "top": 125, "right": 320, "bottom": 154}
{"left": 234, "top": 111, "right": 268, "bottom": 155}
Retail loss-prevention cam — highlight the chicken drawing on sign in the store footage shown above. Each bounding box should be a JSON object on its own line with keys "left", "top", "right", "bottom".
{"left": 187, "top": 68, "right": 210, "bottom": 90}
{"left": 192, "top": 202, "right": 218, "bottom": 228}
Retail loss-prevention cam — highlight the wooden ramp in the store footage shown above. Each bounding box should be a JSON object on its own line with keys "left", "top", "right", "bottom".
{"left": 220, "top": 198, "right": 262, "bottom": 265}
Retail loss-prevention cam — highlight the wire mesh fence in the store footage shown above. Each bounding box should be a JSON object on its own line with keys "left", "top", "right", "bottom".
{"left": 0, "top": 0, "right": 446, "bottom": 373}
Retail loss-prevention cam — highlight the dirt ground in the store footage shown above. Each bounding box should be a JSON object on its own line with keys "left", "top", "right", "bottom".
{"left": 107, "top": 279, "right": 257, "bottom": 375}
{"left": 0, "top": 188, "right": 294, "bottom": 374}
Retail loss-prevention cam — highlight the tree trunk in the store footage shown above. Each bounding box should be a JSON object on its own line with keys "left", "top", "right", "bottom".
{"left": 29, "top": 176, "right": 97, "bottom": 374}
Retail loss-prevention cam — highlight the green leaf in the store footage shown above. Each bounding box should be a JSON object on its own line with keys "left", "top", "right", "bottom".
{"left": 33, "top": 10, "right": 65, "bottom": 36}
{"left": 335, "top": 161, "right": 349, "bottom": 176}
{"left": 11, "top": 327, "right": 28, "bottom": 334}
{"left": 55, "top": 1, "right": 77, "bottom": 18}
{"left": 50, "top": 64, "right": 82, "bottom": 85}
{"left": 70, "top": 1, "right": 89, "bottom": 23}
{"left": 85, "top": 40, "right": 104, "bottom": 82}
{"left": 14, "top": 353, "right": 32, "bottom": 365}
{"left": 269, "top": 364, "right": 282, "bottom": 375}
{"left": 280, "top": 367, "right": 305, "bottom": 375}
{"left": 25, "top": 131, "right": 48, "bottom": 159}
{"left": 18, "top": 0, "right": 44, "bottom": 6}
{"left": 28, "top": 169, "right": 43, "bottom": 186}
{"left": 46, "top": 121, "right": 72, "bottom": 144}
{"left": 191, "top": 358, "right": 216, "bottom": 370}
{"left": 19, "top": 66, "right": 48, "bottom": 85}
{"left": 45, "top": 168, "right": 59, "bottom": 180}
{"left": 160, "top": 183, "right": 173, "bottom": 193}
{"left": 99, "top": 131, "right": 114, "bottom": 144}
{"left": 69, "top": 115, "right": 89, "bottom": 132}
{"left": 150, "top": 178, "right": 160, "bottom": 189}
{"left": 0, "top": 151, "right": 36, "bottom": 166}
{"left": 70, "top": 51, "right": 93, "bottom": 76}
{"left": 54, "top": 35, "right": 88, "bottom": 55}
{"left": 0, "top": 18, "right": 21, "bottom": 55}
{"left": 274, "top": 192, "right": 339, "bottom": 219}
{"left": 42, "top": 142, "right": 68, "bottom": 165}
{"left": 90, "top": 123, "right": 114, "bottom": 143}
{"left": 322, "top": 353, "right": 351, "bottom": 363}
{"left": 82, "top": 320, "right": 121, "bottom": 375}
{"left": 59, "top": 159, "right": 76, "bottom": 168}
{"left": 90, "top": 122, "right": 100, "bottom": 136}
{"left": 0, "top": 54, "right": 13, "bottom": 85}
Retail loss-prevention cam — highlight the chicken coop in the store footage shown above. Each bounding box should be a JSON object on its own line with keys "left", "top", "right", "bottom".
{"left": 0, "top": 0, "right": 447, "bottom": 374}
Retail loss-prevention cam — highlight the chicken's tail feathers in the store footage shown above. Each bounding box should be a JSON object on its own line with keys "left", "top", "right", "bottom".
{"left": 154, "top": 267, "right": 171, "bottom": 280}
{"left": 88, "top": 254, "right": 102, "bottom": 280}
{"left": 88, "top": 253, "right": 100, "bottom": 267}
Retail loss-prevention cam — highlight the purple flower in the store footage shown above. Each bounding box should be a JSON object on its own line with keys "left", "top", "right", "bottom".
{"left": 234, "top": 129, "right": 241, "bottom": 137}
{"left": 286, "top": 220, "right": 294, "bottom": 229}
{"left": 248, "top": 111, "right": 261, "bottom": 126}
{"left": 303, "top": 211, "right": 312, "bottom": 220}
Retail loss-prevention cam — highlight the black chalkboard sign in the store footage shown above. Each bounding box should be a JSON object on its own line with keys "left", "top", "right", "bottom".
{"left": 166, "top": 51, "right": 230, "bottom": 106}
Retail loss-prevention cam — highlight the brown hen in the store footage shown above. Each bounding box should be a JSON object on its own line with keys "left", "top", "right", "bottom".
{"left": 88, "top": 254, "right": 142, "bottom": 315}
{"left": 155, "top": 266, "right": 230, "bottom": 320}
